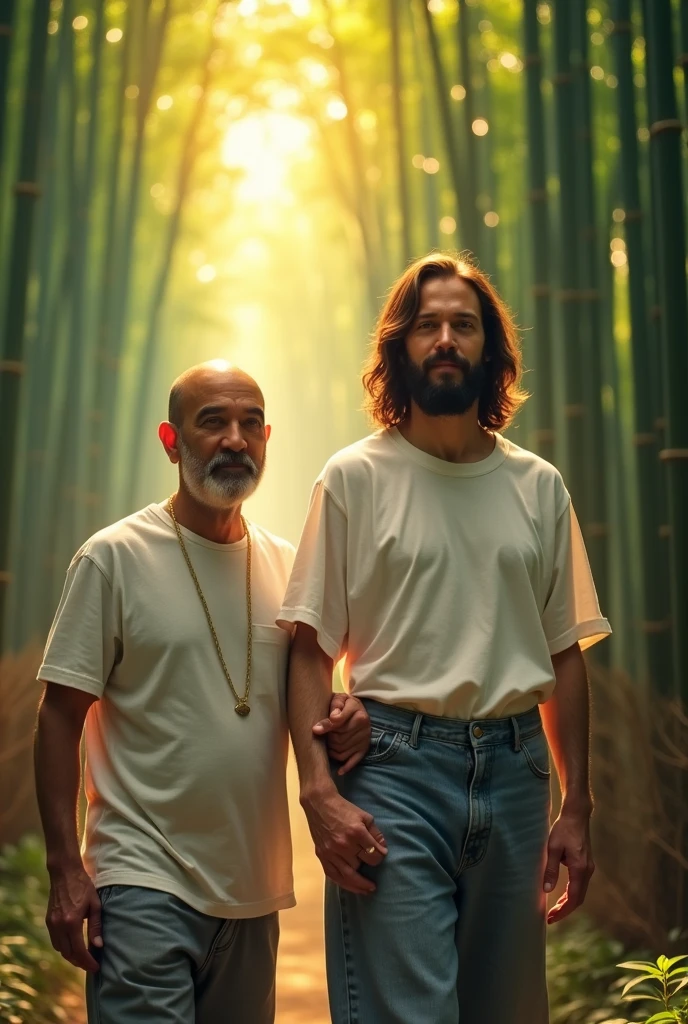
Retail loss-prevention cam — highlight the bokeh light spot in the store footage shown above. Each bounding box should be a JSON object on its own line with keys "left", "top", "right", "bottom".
{"left": 106, "top": 28, "right": 123, "bottom": 42}
{"left": 472, "top": 118, "right": 489, "bottom": 136}
{"left": 197, "top": 264, "right": 217, "bottom": 283}
{"left": 440, "top": 216, "right": 456, "bottom": 234}
{"left": 484, "top": 211, "right": 500, "bottom": 227}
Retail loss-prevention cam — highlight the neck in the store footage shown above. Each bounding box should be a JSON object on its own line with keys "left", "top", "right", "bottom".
{"left": 169, "top": 485, "right": 245, "bottom": 544}
{"left": 398, "top": 404, "right": 494, "bottom": 463}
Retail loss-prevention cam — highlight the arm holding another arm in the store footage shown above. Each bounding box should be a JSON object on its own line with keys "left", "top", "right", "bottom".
{"left": 288, "top": 623, "right": 386, "bottom": 894}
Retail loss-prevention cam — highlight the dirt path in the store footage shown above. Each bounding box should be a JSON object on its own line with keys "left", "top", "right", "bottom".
{"left": 275, "top": 761, "right": 330, "bottom": 1023}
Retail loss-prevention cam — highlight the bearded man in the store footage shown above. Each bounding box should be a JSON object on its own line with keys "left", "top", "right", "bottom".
{"left": 34, "top": 361, "right": 368, "bottom": 1024}
{"left": 280, "top": 256, "right": 611, "bottom": 1024}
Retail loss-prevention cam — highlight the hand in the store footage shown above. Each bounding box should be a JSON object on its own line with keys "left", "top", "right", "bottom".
{"left": 313, "top": 692, "right": 371, "bottom": 775}
{"left": 301, "top": 785, "right": 387, "bottom": 894}
{"left": 544, "top": 806, "right": 594, "bottom": 925}
{"left": 46, "top": 865, "right": 103, "bottom": 971}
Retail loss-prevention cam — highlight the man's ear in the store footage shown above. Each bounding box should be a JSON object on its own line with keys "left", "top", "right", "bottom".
{"left": 159, "top": 422, "right": 180, "bottom": 464}
{"left": 264, "top": 423, "right": 272, "bottom": 442}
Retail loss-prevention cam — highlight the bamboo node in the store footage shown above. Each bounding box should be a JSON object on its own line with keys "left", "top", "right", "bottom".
{"left": 649, "top": 118, "right": 683, "bottom": 138}
{"left": 677, "top": 53, "right": 688, "bottom": 68}
{"left": 564, "top": 403, "right": 586, "bottom": 418}
{"left": 558, "top": 289, "right": 583, "bottom": 302}
{"left": 586, "top": 522, "right": 608, "bottom": 538}
{"left": 650, "top": 306, "right": 662, "bottom": 320}
{"left": 641, "top": 619, "right": 670, "bottom": 634}
{"left": 624, "top": 208, "right": 643, "bottom": 222}
{"left": 552, "top": 72, "right": 574, "bottom": 86}
{"left": 581, "top": 288, "right": 602, "bottom": 301}
{"left": 524, "top": 54, "right": 542, "bottom": 67}
{"left": 528, "top": 188, "right": 548, "bottom": 203}
{"left": 659, "top": 524, "right": 671, "bottom": 539}
{"left": 0, "top": 572, "right": 12, "bottom": 585}
{"left": 0, "top": 360, "right": 25, "bottom": 375}
{"left": 632, "top": 432, "right": 657, "bottom": 446}
{"left": 531, "top": 283, "right": 551, "bottom": 297}
{"left": 0, "top": 23, "right": 12, "bottom": 36}
{"left": 659, "top": 448, "right": 688, "bottom": 461}
{"left": 654, "top": 417, "right": 667, "bottom": 431}
{"left": 14, "top": 181, "right": 41, "bottom": 197}
{"left": 610, "top": 20, "right": 632, "bottom": 34}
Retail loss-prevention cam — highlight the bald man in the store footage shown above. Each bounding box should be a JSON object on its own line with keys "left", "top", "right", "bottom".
{"left": 34, "top": 362, "right": 369, "bottom": 1024}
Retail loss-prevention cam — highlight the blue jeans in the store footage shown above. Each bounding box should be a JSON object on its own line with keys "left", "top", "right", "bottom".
{"left": 85, "top": 886, "right": 279, "bottom": 1023}
{"left": 326, "top": 700, "right": 551, "bottom": 1024}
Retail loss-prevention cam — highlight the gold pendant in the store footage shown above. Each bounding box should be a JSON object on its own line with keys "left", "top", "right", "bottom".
{"left": 235, "top": 702, "right": 250, "bottom": 717}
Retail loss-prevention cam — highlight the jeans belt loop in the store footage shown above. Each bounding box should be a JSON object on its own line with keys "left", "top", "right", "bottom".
{"left": 410, "top": 713, "right": 423, "bottom": 749}
{"left": 511, "top": 715, "right": 521, "bottom": 752}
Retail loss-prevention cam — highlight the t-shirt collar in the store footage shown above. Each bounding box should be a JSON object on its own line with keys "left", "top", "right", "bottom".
{"left": 387, "top": 426, "right": 509, "bottom": 477}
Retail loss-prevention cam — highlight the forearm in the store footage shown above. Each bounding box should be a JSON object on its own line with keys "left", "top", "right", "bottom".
{"left": 34, "top": 689, "right": 89, "bottom": 873}
{"left": 287, "top": 624, "right": 336, "bottom": 801}
{"left": 541, "top": 643, "right": 592, "bottom": 813}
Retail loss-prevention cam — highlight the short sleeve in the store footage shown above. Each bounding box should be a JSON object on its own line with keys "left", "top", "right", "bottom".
{"left": 38, "top": 554, "right": 121, "bottom": 697}
{"left": 276, "top": 480, "right": 348, "bottom": 661}
{"left": 541, "top": 501, "right": 612, "bottom": 656}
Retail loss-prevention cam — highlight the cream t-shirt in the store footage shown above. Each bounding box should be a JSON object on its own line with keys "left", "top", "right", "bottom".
{"left": 39, "top": 503, "right": 295, "bottom": 919}
{"left": 278, "top": 429, "right": 611, "bottom": 719}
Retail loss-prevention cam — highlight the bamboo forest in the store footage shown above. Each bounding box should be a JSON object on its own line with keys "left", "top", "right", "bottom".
{"left": 0, "top": 0, "right": 687, "bottom": 1021}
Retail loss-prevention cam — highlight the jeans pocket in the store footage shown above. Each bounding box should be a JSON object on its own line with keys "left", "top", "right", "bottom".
{"left": 520, "top": 731, "right": 551, "bottom": 780}
{"left": 362, "top": 726, "right": 403, "bottom": 765}
{"left": 97, "top": 885, "right": 115, "bottom": 907}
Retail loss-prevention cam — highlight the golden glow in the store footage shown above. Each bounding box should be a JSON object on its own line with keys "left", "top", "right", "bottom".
{"left": 606, "top": 75, "right": 619, "bottom": 88}
{"left": 536, "top": 3, "right": 551, "bottom": 24}
{"left": 325, "top": 97, "right": 348, "bottom": 121}
{"left": 591, "top": 32, "right": 604, "bottom": 46}
{"left": 484, "top": 211, "right": 500, "bottom": 227}
{"left": 590, "top": 66, "right": 605, "bottom": 80}
{"left": 299, "top": 59, "right": 330, "bottom": 87}
{"left": 472, "top": 118, "right": 489, "bottom": 136}
{"left": 125, "top": 85, "right": 139, "bottom": 99}
{"left": 499, "top": 52, "right": 522, "bottom": 71}
{"left": 106, "top": 28, "right": 123, "bottom": 42}
{"left": 610, "top": 238, "right": 626, "bottom": 252}
{"left": 412, "top": 154, "right": 425, "bottom": 169}
{"left": 157, "top": 95, "right": 174, "bottom": 111}
{"left": 48, "top": 19, "right": 58, "bottom": 33}
{"left": 197, "top": 264, "right": 217, "bottom": 283}
{"left": 150, "top": 183, "right": 165, "bottom": 199}
{"left": 612, "top": 208, "right": 626, "bottom": 223}
{"left": 73, "top": 15, "right": 88, "bottom": 30}
{"left": 357, "top": 110, "right": 377, "bottom": 132}
{"left": 221, "top": 111, "right": 313, "bottom": 203}
{"left": 423, "top": 157, "right": 440, "bottom": 174}
{"left": 237, "top": 0, "right": 258, "bottom": 15}
{"left": 428, "top": 0, "right": 445, "bottom": 12}
{"left": 440, "top": 216, "right": 456, "bottom": 234}
{"left": 611, "top": 250, "right": 628, "bottom": 268}
{"left": 451, "top": 85, "right": 466, "bottom": 101}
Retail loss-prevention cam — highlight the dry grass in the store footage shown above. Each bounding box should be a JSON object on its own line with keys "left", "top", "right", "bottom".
{"left": 586, "top": 665, "right": 687, "bottom": 948}
{"left": 0, "top": 646, "right": 44, "bottom": 846}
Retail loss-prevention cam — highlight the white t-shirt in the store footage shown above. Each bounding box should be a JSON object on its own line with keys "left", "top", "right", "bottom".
{"left": 278, "top": 429, "right": 611, "bottom": 720}
{"left": 39, "top": 503, "right": 295, "bottom": 919}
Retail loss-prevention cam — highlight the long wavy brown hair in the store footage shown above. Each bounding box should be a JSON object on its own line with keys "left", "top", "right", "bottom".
{"left": 363, "top": 253, "right": 528, "bottom": 430}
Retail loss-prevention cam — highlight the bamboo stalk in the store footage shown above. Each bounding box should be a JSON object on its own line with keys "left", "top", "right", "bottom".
{"left": 0, "top": 0, "right": 53, "bottom": 649}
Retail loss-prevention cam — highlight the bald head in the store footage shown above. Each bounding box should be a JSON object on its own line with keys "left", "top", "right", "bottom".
{"left": 168, "top": 361, "right": 264, "bottom": 429}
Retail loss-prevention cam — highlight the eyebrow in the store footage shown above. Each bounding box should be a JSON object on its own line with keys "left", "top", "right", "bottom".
{"left": 195, "top": 404, "right": 265, "bottom": 422}
{"left": 416, "top": 309, "right": 480, "bottom": 322}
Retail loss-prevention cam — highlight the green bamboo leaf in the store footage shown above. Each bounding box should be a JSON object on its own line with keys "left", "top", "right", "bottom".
{"left": 657, "top": 955, "right": 670, "bottom": 972}
{"left": 644, "top": 1014, "right": 678, "bottom": 1023}
{"left": 619, "top": 962, "right": 664, "bottom": 973}
{"left": 667, "top": 966, "right": 688, "bottom": 979}
{"left": 623, "top": 993, "right": 663, "bottom": 1003}
{"left": 669, "top": 976, "right": 688, "bottom": 994}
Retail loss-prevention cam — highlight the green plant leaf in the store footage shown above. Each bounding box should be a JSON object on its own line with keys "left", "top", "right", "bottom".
{"left": 666, "top": 957, "right": 688, "bottom": 970}
{"left": 668, "top": 968, "right": 688, "bottom": 980}
{"left": 619, "top": 963, "right": 665, "bottom": 977}
{"left": 658, "top": 957, "right": 670, "bottom": 972}
{"left": 622, "top": 975, "right": 660, "bottom": 997}
{"left": 644, "top": 1013, "right": 678, "bottom": 1023}
{"left": 623, "top": 993, "right": 663, "bottom": 1003}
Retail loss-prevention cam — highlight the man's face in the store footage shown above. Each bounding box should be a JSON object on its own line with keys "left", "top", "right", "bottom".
{"left": 173, "top": 373, "right": 270, "bottom": 510}
{"left": 404, "top": 275, "right": 487, "bottom": 417}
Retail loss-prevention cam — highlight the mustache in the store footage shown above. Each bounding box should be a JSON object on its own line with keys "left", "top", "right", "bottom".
{"left": 206, "top": 451, "right": 258, "bottom": 476}
{"left": 422, "top": 351, "right": 472, "bottom": 374}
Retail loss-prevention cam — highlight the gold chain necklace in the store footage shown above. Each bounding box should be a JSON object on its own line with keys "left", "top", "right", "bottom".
{"left": 167, "top": 497, "right": 253, "bottom": 717}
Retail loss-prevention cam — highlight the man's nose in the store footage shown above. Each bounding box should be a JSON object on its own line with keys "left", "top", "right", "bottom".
{"left": 436, "top": 323, "right": 457, "bottom": 348}
{"left": 221, "top": 422, "right": 247, "bottom": 451}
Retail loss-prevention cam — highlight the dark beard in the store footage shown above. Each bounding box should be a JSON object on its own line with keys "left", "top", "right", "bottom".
{"left": 403, "top": 351, "right": 487, "bottom": 417}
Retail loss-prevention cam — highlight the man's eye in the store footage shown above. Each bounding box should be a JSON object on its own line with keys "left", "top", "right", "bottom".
{"left": 245, "top": 418, "right": 262, "bottom": 428}
{"left": 204, "top": 417, "right": 223, "bottom": 426}
{"left": 418, "top": 321, "right": 434, "bottom": 329}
